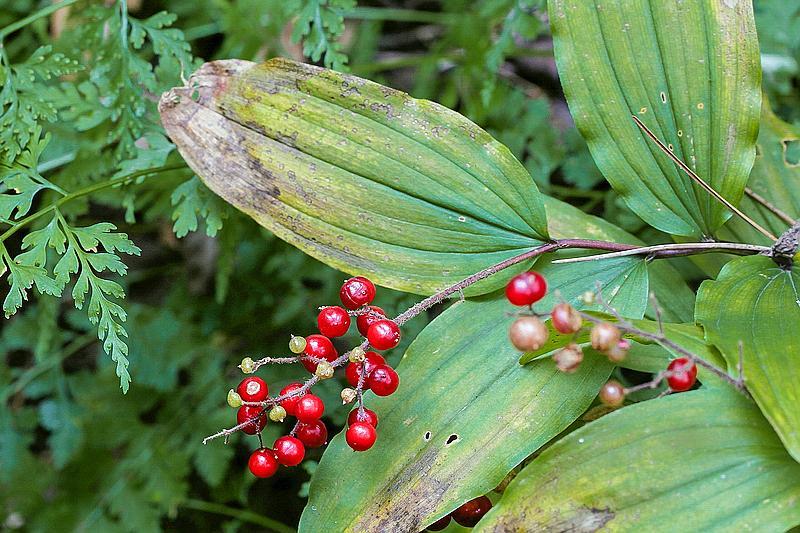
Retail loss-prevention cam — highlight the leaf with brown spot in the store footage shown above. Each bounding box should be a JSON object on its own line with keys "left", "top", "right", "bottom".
{"left": 477, "top": 388, "right": 800, "bottom": 532}
{"left": 159, "top": 58, "right": 550, "bottom": 296}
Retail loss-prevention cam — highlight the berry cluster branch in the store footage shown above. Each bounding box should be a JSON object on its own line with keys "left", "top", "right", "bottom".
{"left": 204, "top": 237, "right": 768, "bottom": 446}
{"left": 584, "top": 286, "right": 749, "bottom": 397}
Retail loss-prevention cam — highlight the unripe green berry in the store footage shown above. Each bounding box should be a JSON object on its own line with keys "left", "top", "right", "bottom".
{"left": 289, "top": 335, "right": 307, "bottom": 354}
{"left": 239, "top": 357, "right": 256, "bottom": 374}
{"left": 340, "top": 387, "right": 357, "bottom": 404}
{"left": 581, "top": 291, "right": 596, "bottom": 305}
{"left": 348, "top": 347, "right": 366, "bottom": 363}
{"left": 315, "top": 361, "right": 335, "bottom": 379}
{"left": 227, "top": 389, "right": 243, "bottom": 408}
{"left": 269, "top": 405, "right": 287, "bottom": 422}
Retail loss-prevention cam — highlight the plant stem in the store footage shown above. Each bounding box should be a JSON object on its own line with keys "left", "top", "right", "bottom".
{"left": 180, "top": 499, "right": 296, "bottom": 533}
{"left": 551, "top": 242, "right": 770, "bottom": 264}
{"left": 632, "top": 115, "right": 777, "bottom": 241}
{"left": 0, "top": 164, "right": 186, "bottom": 242}
{"left": 744, "top": 187, "right": 796, "bottom": 226}
{"left": 344, "top": 7, "right": 458, "bottom": 25}
{"left": 0, "top": 0, "right": 79, "bottom": 41}
{"left": 203, "top": 237, "right": 764, "bottom": 443}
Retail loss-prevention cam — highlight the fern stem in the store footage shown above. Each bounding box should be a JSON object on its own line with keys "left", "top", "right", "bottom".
{"left": 0, "top": 164, "right": 186, "bottom": 242}
{"left": 0, "top": 0, "right": 79, "bottom": 41}
{"left": 180, "top": 499, "right": 296, "bottom": 533}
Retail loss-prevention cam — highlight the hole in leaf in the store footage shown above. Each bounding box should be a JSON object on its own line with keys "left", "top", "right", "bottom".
{"left": 424, "top": 431, "right": 431, "bottom": 441}
{"left": 782, "top": 139, "right": 800, "bottom": 167}
{"left": 445, "top": 434, "right": 459, "bottom": 445}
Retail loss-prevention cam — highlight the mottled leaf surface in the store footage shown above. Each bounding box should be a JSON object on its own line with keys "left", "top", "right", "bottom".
{"left": 477, "top": 388, "right": 800, "bottom": 532}
{"left": 160, "top": 59, "right": 549, "bottom": 296}
{"left": 299, "top": 198, "right": 693, "bottom": 533}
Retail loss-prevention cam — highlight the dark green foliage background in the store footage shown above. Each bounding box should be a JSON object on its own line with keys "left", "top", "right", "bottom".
{"left": 0, "top": 0, "right": 797, "bottom": 530}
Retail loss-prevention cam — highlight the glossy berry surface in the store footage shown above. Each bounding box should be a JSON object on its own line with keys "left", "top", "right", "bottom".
{"left": 279, "top": 382, "right": 305, "bottom": 416}
{"left": 248, "top": 448, "right": 279, "bottom": 478}
{"left": 317, "top": 306, "right": 351, "bottom": 337}
{"left": 302, "top": 334, "right": 338, "bottom": 373}
{"left": 347, "top": 407, "right": 379, "bottom": 428}
{"left": 346, "top": 422, "right": 377, "bottom": 451}
{"left": 273, "top": 436, "right": 305, "bottom": 466}
{"left": 237, "top": 406, "right": 267, "bottom": 435}
{"left": 236, "top": 376, "right": 268, "bottom": 402}
{"left": 509, "top": 316, "right": 549, "bottom": 352}
{"left": 345, "top": 351, "right": 386, "bottom": 388}
{"left": 340, "top": 276, "right": 376, "bottom": 310}
{"left": 551, "top": 302, "right": 583, "bottom": 334}
{"left": 367, "top": 365, "right": 400, "bottom": 396}
{"left": 505, "top": 271, "right": 547, "bottom": 306}
{"left": 296, "top": 420, "right": 328, "bottom": 448}
{"left": 666, "top": 357, "right": 697, "bottom": 392}
{"left": 357, "top": 305, "right": 385, "bottom": 337}
{"left": 599, "top": 380, "right": 625, "bottom": 407}
{"left": 367, "top": 319, "right": 401, "bottom": 350}
{"left": 426, "top": 515, "right": 451, "bottom": 531}
{"left": 452, "top": 495, "right": 492, "bottom": 527}
{"left": 295, "top": 394, "right": 325, "bottom": 423}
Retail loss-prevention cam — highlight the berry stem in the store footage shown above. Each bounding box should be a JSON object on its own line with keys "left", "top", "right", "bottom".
{"left": 580, "top": 288, "right": 750, "bottom": 397}
{"left": 204, "top": 238, "right": 763, "bottom": 444}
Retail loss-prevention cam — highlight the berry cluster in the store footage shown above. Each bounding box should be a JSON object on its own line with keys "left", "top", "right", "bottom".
{"left": 225, "top": 276, "right": 402, "bottom": 479}
{"left": 426, "top": 496, "right": 493, "bottom": 530}
{"left": 504, "top": 271, "right": 699, "bottom": 408}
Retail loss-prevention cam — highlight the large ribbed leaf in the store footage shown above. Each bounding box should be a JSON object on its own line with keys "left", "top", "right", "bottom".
{"left": 550, "top": 0, "right": 761, "bottom": 237}
{"left": 477, "top": 388, "right": 800, "bottom": 532}
{"left": 159, "top": 59, "right": 549, "bottom": 296}
{"left": 696, "top": 255, "right": 800, "bottom": 463}
{"left": 298, "top": 198, "right": 694, "bottom": 533}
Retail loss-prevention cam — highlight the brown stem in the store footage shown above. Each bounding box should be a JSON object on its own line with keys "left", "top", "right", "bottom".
{"left": 632, "top": 115, "right": 777, "bottom": 241}
{"left": 204, "top": 237, "right": 760, "bottom": 443}
{"left": 745, "top": 187, "right": 797, "bottom": 227}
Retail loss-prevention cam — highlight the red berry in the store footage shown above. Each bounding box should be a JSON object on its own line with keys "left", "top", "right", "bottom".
{"left": 347, "top": 407, "right": 379, "bottom": 428}
{"left": 237, "top": 376, "right": 268, "bottom": 402}
{"left": 340, "top": 276, "right": 376, "bottom": 310}
{"left": 295, "top": 394, "right": 325, "bottom": 423}
{"left": 452, "top": 496, "right": 492, "bottom": 527}
{"left": 345, "top": 351, "right": 386, "bottom": 388}
{"left": 357, "top": 305, "right": 385, "bottom": 337}
{"left": 296, "top": 420, "right": 327, "bottom": 448}
{"left": 367, "top": 365, "right": 399, "bottom": 396}
{"left": 666, "top": 357, "right": 697, "bottom": 392}
{"left": 426, "top": 515, "right": 452, "bottom": 531}
{"left": 317, "top": 306, "right": 351, "bottom": 337}
{"left": 273, "top": 436, "right": 305, "bottom": 466}
{"left": 302, "top": 334, "right": 338, "bottom": 373}
{"left": 248, "top": 448, "right": 279, "bottom": 478}
{"left": 367, "top": 319, "right": 401, "bottom": 350}
{"left": 237, "top": 406, "right": 267, "bottom": 435}
{"left": 551, "top": 303, "right": 582, "bottom": 334}
{"left": 346, "top": 422, "right": 377, "bottom": 451}
{"left": 505, "top": 271, "right": 547, "bottom": 306}
{"left": 279, "top": 382, "right": 305, "bottom": 416}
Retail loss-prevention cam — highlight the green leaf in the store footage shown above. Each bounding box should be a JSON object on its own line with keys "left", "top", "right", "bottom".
{"left": 722, "top": 100, "right": 800, "bottom": 245}
{"left": 549, "top": 0, "right": 761, "bottom": 237}
{"left": 477, "top": 388, "right": 800, "bottom": 531}
{"left": 696, "top": 255, "right": 800, "bottom": 463}
{"left": 161, "top": 58, "right": 550, "bottom": 296}
{"left": 299, "top": 198, "right": 693, "bottom": 532}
